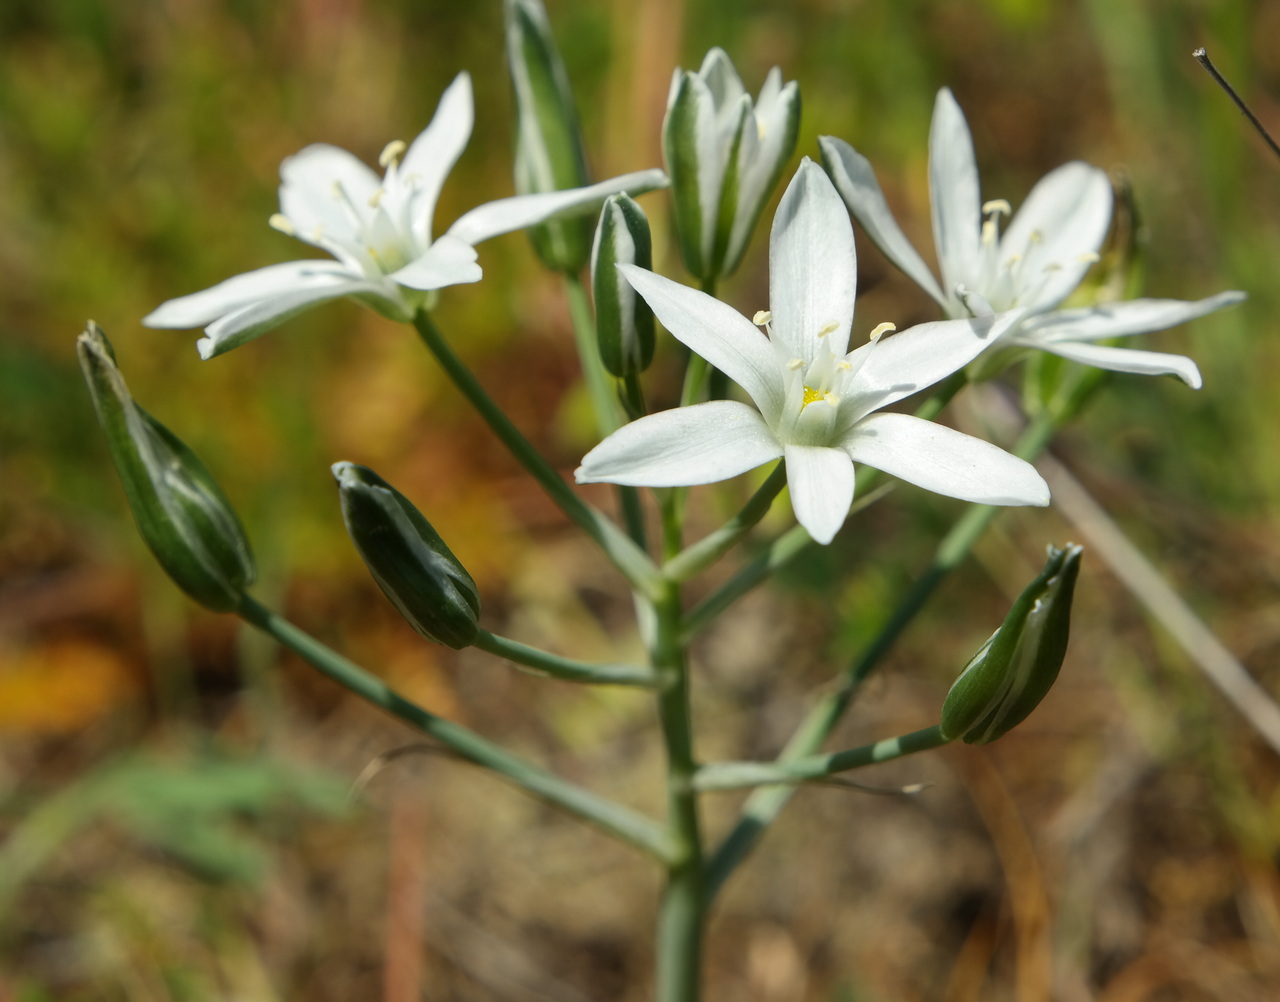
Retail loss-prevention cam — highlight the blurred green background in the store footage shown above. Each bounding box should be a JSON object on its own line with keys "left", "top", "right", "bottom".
{"left": 3, "top": 0, "right": 1280, "bottom": 999}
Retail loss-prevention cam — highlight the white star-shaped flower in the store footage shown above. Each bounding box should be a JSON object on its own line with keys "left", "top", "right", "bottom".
{"left": 820, "top": 89, "right": 1243, "bottom": 388}
{"left": 576, "top": 160, "right": 1049, "bottom": 545}
{"left": 145, "top": 72, "right": 666, "bottom": 359}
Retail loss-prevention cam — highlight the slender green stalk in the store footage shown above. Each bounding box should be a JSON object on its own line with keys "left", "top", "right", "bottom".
{"left": 663, "top": 462, "right": 787, "bottom": 582}
{"left": 564, "top": 271, "right": 623, "bottom": 435}
{"left": 705, "top": 409, "right": 1060, "bottom": 897}
{"left": 651, "top": 574, "right": 705, "bottom": 1002}
{"left": 562, "top": 273, "right": 650, "bottom": 552}
{"left": 473, "top": 629, "right": 658, "bottom": 687}
{"left": 693, "top": 726, "right": 950, "bottom": 791}
{"left": 235, "top": 594, "right": 676, "bottom": 862}
{"left": 412, "top": 310, "right": 661, "bottom": 599}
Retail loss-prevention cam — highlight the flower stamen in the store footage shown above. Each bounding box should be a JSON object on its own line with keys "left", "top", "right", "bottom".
{"left": 378, "top": 139, "right": 408, "bottom": 170}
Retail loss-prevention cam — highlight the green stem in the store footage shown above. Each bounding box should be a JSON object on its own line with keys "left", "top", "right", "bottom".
{"left": 564, "top": 271, "right": 622, "bottom": 436}
{"left": 564, "top": 275, "right": 650, "bottom": 554}
{"left": 663, "top": 462, "right": 787, "bottom": 583}
{"left": 473, "top": 629, "right": 658, "bottom": 687}
{"left": 412, "top": 310, "right": 661, "bottom": 599}
{"left": 693, "top": 726, "right": 950, "bottom": 791}
{"left": 652, "top": 575, "right": 705, "bottom": 1002}
{"left": 704, "top": 409, "right": 1060, "bottom": 898}
{"left": 235, "top": 594, "right": 676, "bottom": 863}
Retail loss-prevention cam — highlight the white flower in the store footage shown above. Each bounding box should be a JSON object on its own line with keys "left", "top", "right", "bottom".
{"left": 819, "top": 89, "right": 1243, "bottom": 388}
{"left": 664, "top": 48, "right": 800, "bottom": 281}
{"left": 576, "top": 160, "right": 1049, "bottom": 545}
{"left": 145, "top": 72, "right": 667, "bottom": 359}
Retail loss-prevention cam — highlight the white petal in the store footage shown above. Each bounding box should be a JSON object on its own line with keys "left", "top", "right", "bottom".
{"left": 395, "top": 72, "right": 474, "bottom": 245}
{"left": 1028, "top": 340, "right": 1203, "bottom": 388}
{"left": 819, "top": 135, "right": 946, "bottom": 306}
{"left": 841, "top": 412, "right": 1050, "bottom": 506}
{"left": 575, "top": 401, "right": 782, "bottom": 486}
{"left": 1018, "top": 291, "right": 1245, "bottom": 342}
{"left": 279, "top": 144, "right": 381, "bottom": 245}
{"left": 725, "top": 79, "right": 800, "bottom": 270}
{"left": 196, "top": 278, "right": 398, "bottom": 359}
{"left": 846, "top": 312, "right": 1018, "bottom": 415}
{"left": 783, "top": 444, "right": 855, "bottom": 545}
{"left": 143, "top": 260, "right": 355, "bottom": 328}
{"left": 999, "top": 162, "right": 1113, "bottom": 311}
{"left": 769, "top": 159, "right": 857, "bottom": 359}
{"left": 929, "top": 88, "right": 982, "bottom": 299}
{"left": 390, "top": 234, "right": 482, "bottom": 290}
{"left": 445, "top": 169, "right": 668, "bottom": 246}
{"left": 698, "top": 48, "right": 747, "bottom": 110}
{"left": 620, "top": 265, "right": 785, "bottom": 423}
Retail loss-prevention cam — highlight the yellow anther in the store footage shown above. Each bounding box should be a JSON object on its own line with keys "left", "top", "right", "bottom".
{"left": 268, "top": 213, "right": 296, "bottom": 236}
{"left": 379, "top": 139, "right": 408, "bottom": 169}
{"left": 753, "top": 310, "right": 772, "bottom": 326}
{"left": 1076, "top": 251, "right": 1101, "bottom": 264}
{"left": 368, "top": 188, "right": 386, "bottom": 209}
{"left": 982, "top": 198, "right": 1012, "bottom": 218}
{"left": 869, "top": 321, "right": 897, "bottom": 342}
{"left": 817, "top": 321, "right": 840, "bottom": 338}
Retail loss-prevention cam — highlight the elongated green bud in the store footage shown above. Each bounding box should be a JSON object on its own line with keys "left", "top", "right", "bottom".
{"left": 591, "top": 194, "right": 655, "bottom": 378}
{"left": 941, "top": 543, "right": 1083, "bottom": 744}
{"left": 77, "top": 322, "right": 255, "bottom": 611}
{"left": 662, "top": 49, "right": 800, "bottom": 281}
{"left": 332, "top": 463, "right": 480, "bottom": 649}
{"left": 504, "top": 0, "right": 593, "bottom": 273}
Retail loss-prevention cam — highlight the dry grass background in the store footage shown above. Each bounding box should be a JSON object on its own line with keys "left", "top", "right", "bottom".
{"left": 2, "top": 0, "right": 1280, "bottom": 999}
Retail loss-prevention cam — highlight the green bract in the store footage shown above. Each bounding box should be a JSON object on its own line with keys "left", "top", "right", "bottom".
{"left": 77, "top": 323, "right": 255, "bottom": 612}
{"left": 332, "top": 462, "right": 481, "bottom": 649}
{"left": 591, "top": 194, "right": 655, "bottom": 379}
{"left": 663, "top": 48, "right": 800, "bottom": 282}
{"left": 941, "top": 543, "right": 1083, "bottom": 744}
{"left": 504, "top": 0, "right": 593, "bottom": 273}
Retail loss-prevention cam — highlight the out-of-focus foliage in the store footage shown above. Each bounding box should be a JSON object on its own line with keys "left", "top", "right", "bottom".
{"left": 3, "top": 0, "right": 1280, "bottom": 999}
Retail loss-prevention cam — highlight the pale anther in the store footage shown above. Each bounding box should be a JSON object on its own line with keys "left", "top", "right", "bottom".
{"left": 786, "top": 358, "right": 805, "bottom": 371}
{"left": 268, "top": 213, "right": 296, "bottom": 236}
{"left": 379, "top": 139, "right": 408, "bottom": 170}
{"left": 753, "top": 310, "right": 772, "bottom": 326}
{"left": 823, "top": 391, "right": 839, "bottom": 407}
{"left": 817, "top": 321, "right": 840, "bottom": 338}
{"left": 869, "top": 321, "right": 897, "bottom": 342}
{"left": 1076, "top": 251, "right": 1101, "bottom": 264}
{"left": 368, "top": 188, "right": 386, "bottom": 209}
{"left": 982, "top": 198, "right": 1012, "bottom": 218}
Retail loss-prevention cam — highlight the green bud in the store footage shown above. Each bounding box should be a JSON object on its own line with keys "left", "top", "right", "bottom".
{"left": 77, "top": 322, "right": 255, "bottom": 612}
{"left": 332, "top": 462, "right": 480, "bottom": 649}
{"left": 663, "top": 49, "right": 800, "bottom": 281}
{"left": 504, "top": 0, "right": 593, "bottom": 273}
{"left": 940, "top": 543, "right": 1083, "bottom": 744}
{"left": 591, "top": 194, "right": 655, "bottom": 379}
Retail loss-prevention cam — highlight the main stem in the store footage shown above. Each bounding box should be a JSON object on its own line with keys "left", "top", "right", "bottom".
{"left": 653, "top": 500, "right": 704, "bottom": 1002}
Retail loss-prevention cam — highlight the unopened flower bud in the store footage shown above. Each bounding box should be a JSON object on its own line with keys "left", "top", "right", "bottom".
{"left": 77, "top": 322, "right": 255, "bottom": 611}
{"left": 504, "top": 0, "right": 593, "bottom": 273}
{"left": 332, "top": 463, "right": 480, "bottom": 649}
{"left": 941, "top": 543, "right": 1083, "bottom": 744}
{"left": 591, "top": 194, "right": 655, "bottom": 379}
{"left": 663, "top": 48, "right": 800, "bottom": 281}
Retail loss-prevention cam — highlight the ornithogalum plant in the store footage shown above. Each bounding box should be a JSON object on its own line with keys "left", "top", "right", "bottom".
{"left": 82, "top": 6, "right": 1246, "bottom": 1000}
